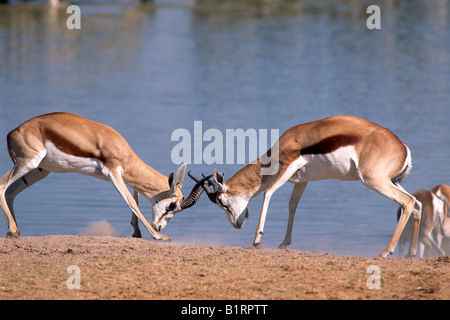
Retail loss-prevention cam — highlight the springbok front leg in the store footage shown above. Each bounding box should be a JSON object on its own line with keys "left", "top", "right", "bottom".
{"left": 279, "top": 182, "right": 307, "bottom": 249}
{"left": 108, "top": 169, "right": 170, "bottom": 242}
{"left": 253, "top": 161, "right": 305, "bottom": 247}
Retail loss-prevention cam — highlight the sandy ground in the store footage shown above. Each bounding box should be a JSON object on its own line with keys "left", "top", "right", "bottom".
{"left": 0, "top": 235, "right": 448, "bottom": 300}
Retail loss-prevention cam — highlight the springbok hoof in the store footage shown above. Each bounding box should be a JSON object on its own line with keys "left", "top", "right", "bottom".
{"left": 5, "top": 231, "right": 20, "bottom": 239}
{"left": 250, "top": 242, "right": 263, "bottom": 249}
{"left": 380, "top": 250, "right": 393, "bottom": 258}
{"left": 157, "top": 234, "right": 172, "bottom": 242}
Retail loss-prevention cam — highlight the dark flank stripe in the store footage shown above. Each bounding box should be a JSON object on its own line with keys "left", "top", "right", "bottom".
{"left": 43, "top": 127, "right": 107, "bottom": 162}
{"left": 300, "top": 134, "right": 361, "bottom": 155}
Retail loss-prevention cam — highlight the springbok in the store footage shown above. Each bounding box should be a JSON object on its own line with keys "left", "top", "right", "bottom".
{"left": 397, "top": 189, "right": 447, "bottom": 258}
{"left": 431, "top": 184, "right": 450, "bottom": 255}
{"left": 0, "top": 112, "right": 210, "bottom": 240}
{"left": 190, "top": 115, "right": 422, "bottom": 258}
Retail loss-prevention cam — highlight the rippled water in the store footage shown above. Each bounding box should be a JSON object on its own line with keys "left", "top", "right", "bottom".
{"left": 1, "top": 0, "right": 449, "bottom": 257}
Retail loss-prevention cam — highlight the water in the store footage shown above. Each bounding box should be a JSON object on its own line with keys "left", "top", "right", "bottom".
{"left": 1, "top": 0, "right": 449, "bottom": 257}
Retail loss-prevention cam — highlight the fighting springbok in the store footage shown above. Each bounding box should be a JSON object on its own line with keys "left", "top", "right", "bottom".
{"left": 0, "top": 112, "right": 209, "bottom": 240}
{"left": 397, "top": 189, "right": 448, "bottom": 258}
{"left": 190, "top": 115, "right": 422, "bottom": 258}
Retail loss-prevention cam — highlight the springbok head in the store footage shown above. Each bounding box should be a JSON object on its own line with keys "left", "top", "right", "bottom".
{"left": 151, "top": 165, "right": 214, "bottom": 231}
{"left": 188, "top": 170, "right": 249, "bottom": 229}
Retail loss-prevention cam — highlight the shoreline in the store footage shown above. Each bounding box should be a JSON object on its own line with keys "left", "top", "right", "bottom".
{"left": 0, "top": 235, "right": 448, "bottom": 300}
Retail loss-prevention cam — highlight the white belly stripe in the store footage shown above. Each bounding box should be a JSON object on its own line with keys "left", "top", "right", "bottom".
{"left": 288, "top": 146, "right": 360, "bottom": 183}
{"left": 40, "top": 141, "right": 110, "bottom": 180}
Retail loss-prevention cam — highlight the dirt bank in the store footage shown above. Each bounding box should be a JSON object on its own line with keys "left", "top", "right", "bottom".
{"left": 0, "top": 235, "right": 448, "bottom": 300}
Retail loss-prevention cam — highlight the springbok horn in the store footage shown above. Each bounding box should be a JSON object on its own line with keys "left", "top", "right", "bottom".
{"left": 187, "top": 172, "right": 217, "bottom": 204}
{"left": 180, "top": 172, "right": 214, "bottom": 209}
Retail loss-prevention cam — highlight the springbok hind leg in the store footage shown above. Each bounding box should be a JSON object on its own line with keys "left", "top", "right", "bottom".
{"left": 0, "top": 168, "right": 19, "bottom": 237}
{"left": 4, "top": 168, "right": 50, "bottom": 236}
{"left": 0, "top": 158, "right": 46, "bottom": 237}
{"left": 364, "top": 179, "right": 421, "bottom": 258}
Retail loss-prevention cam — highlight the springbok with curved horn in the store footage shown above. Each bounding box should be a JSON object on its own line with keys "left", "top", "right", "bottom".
{"left": 0, "top": 112, "right": 207, "bottom": 240}
{"left": 192, "top": 115, "right": 422, "bottom": 258}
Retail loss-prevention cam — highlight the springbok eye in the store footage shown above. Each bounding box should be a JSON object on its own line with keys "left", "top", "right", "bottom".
{"left": 167, "top": 202, "right": 176, "bottom": 211}
{"left": 218, "top": 198, "right": 229, "bottom": 210}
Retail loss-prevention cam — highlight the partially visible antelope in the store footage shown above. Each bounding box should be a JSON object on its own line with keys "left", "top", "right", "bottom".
{"left": 0, "top": 112, "right": 210, "bottom": 240}
{"left": 190, "top": 115, "right": 422, "bottom": 258}
{"left": 431, "top": 184, "right": 450, "bottom": 255}
{"left": 397, "top": 189, "right": 447, "bottom": 258}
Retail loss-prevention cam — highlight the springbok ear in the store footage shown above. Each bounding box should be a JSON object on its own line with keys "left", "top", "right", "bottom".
{"left": 175, "top": 163, "right": 187, "bottom": 188}
{"left": 168, "top": 172, "right": 177, "bottom": 196}
{"left": 214, "top": 169, "right": 228, "bottom": 193}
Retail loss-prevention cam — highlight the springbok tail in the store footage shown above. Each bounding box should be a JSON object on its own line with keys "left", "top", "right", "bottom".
{"left": 392, "top": 145, "right": 412, "bottom": 185}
